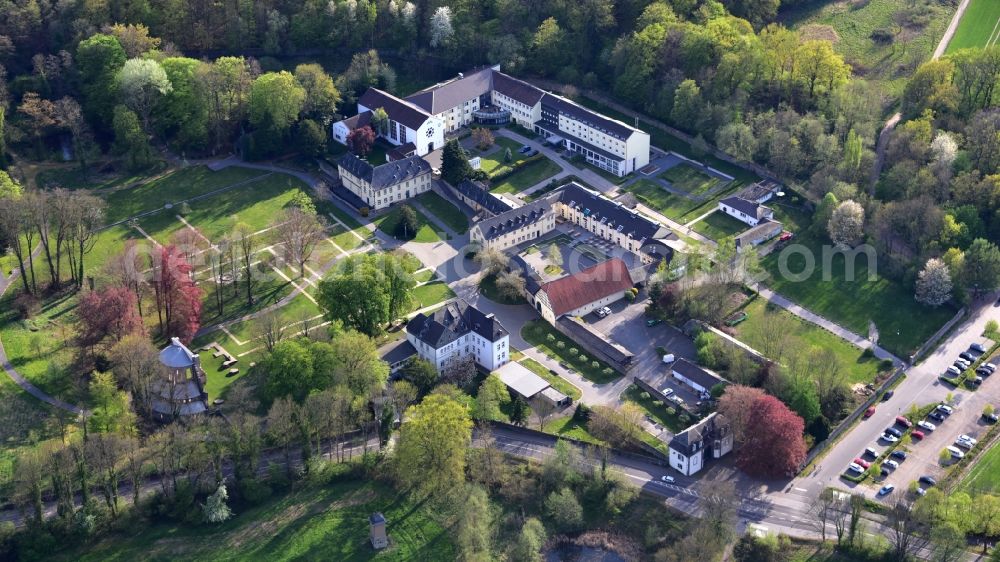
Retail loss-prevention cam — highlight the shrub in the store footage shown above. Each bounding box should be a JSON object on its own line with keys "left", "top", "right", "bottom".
{"left": 667, "top": 407, "right": 677, "bottom": 416}
{"left": 987, "top": 319, "right": 998, "bottom": 334}
{"left": 556, "top": 341, "right": 565, "bottom": 349}
{"left": 602, "top": 368, "right": 614, "bottom": 377}
{"left": 879, "top": 359, "right": 894, "bottom": 372}
{"left": 546, "top": 334, "right": 556, "bottom": 342}
{"left": 591, "top": 360, "right": 600, "bottom": 369}
{"left": 568, "top": 347, "right": 578, "bottom": 356}
{"left": 679, "top": 413, "right": 690, "bottom": 424}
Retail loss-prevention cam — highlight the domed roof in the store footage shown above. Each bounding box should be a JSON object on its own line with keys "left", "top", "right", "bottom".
{"left": 159, "top": 337, "right": 196, "bottom": 369}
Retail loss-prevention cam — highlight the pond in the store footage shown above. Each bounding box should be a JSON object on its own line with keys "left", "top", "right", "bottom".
{"left": 544, "top": 544, "right": 627, "bottom": 562}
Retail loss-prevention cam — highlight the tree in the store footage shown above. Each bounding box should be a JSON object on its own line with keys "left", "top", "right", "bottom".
{"left": 544, "top": 488, "right": 583, "bottom": 532}
{"left": 472, "top": 127, "right": 494, "bottom": 151}
{"left": 930, "top": 521, "right": 965, "bottom": 562}
{"left": 330, "top": 330, "right": 389, "bottom": 397}
{"left": 396, "top": 204, "right": 420, "bottom": 240}
{"left": 293, "top": 63, "right": 340, "bottom": 123}
{"left": 110, "top": 335, "right": 161, "bottom": 417}
{"left": 296, "top": 118, "right": 327, "bottom": 157}
{"left": 317, "top": 253, "right": 414, "bottom": 335}
{"left": 828, "top": 200, "right": 865, "bottom": 248}
{"left": 474, "top": 374, "right": 510, "bottom": 421}
{"left": 0, "top": 170, "right": 20, "bottom": 199}
{"left": 455, "top": 484, "right": 496, "bottom": 560}
{"left": 915, "top": 258, "right": 953, "bottom": 307}
{"left": 370, "top": 107, "right": 389, "bottom": 136}
{"left": 150, "top": 245, "right": 202, "bottom": 342}
{"left": 112, "top": 105, "right": 154, "bottom": 171}
{"left": 17, "top": 92, "right": 56, "bottom": 158}
{"left": 546, "top": 243, "right": 562, "bottom": 269}
{"left": 77, "top": 286, "right": 145, "bottom": 349}
{"left": 885, "top": 498, "right": 928, "bottom": 562}
{"left": 64, "top": 192, "right": 106, "bottom": 288}
{"left": 510, "top": 517, "right": 546, "bottom": 562}
{"left": 736, "top": 393, "right": 807, "bottom": 477}
{"left": 441, "top": 139, "right": 473, "bottom": 185}
{"left": 496, "top": 270, "right": 526, "bottom": 301}
{"left": 429, "top": 6, "right": 454, "bottom": 48}
{"left": 202, "top": 484, "right": 233, "bottom": 523}
{"left": 118, "top": 58, "right": 172, "bottom": 130}
{"left": 717, "top": 385, "right": 767, "bottom": 445}
{"left": 346, "top": 125, "right": 375, "bottom": 157}
{"left": 261, "top": 339, "right": 333, "bottom": 402}
{"left": 105, "top": 23, "right": 160, "bottom": 57}
{"left": 395, "top": 393, "right": 472, "bottom": 497}
{"left": 671, "top": 79, "right": 702, "bottom": 130}
{"left": 54, "top": 96, "right": 96, "bottom": 169}
{"left": 963, "top": 238, "right": 1000, "bottom": 296}
{"left": 509, "top": 395, "right": 529, "bottom": 426}
{"left": 475, "top": 246, "right": 509, "bottom": 276}
{"left": 76, "top": 34, "right": 126, "bottom": 131}
{"left": 402, "top": 357, "right": 438, "bottom": 393}
{"left": 89, "top": 370, "right": 136, "bottom": 434}
{"left": 273, "top": 206, "right": 325, "bottom": 278}
{"left": 158, "top": 57, "right": 209, "bottom": 152}
{"left": 250, "top": 71, "right": 305, "bottom": 136}
{"left": 235, "top": 223, "right": 257, "bottom": 306}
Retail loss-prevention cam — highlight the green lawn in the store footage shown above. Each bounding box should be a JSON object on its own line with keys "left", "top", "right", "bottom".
{"left": 364, "top": 142, "right": 389, "bottom": 165}
{"left": 622, "top": 384, "right": 689, "bottom": 433}
{"left": 688, "top": 211, "right": 747, "bottom": 241}
{"left": 477, "top": 137, "right": 529, "bottom": 175}
{"left": 373, "top": 204, "right": 444, "bottom": 243}
{"left": 36, "top": 165, "right": 164, "bottom": 191}
{"left": 489, "top": 158, "right": 562, "bottom": 195}
{"left": 520, "top": 320, "right": 621, "bottom": 384}
{"left": 946, "top": 0, "right": 1000, "bottom": 53}
{"left": 623, "top": 179, "right": 705, "bottom": 221}
{"left": 960, "top": 439, "right": 1000, "bottom": 494}
{"left": 733, "top": 299, "right": 885, "bottom": 385}
{"left": 416, "top": 192, "right": 469, "bottom": 234}
{"left": 784, "top": 0, "right": 956, "bottom": 94}
{"left": 413, "top": 269, "right": 437, "bottom": 284}
{"left": 519, "top": 357, "right": 582, "bottom": 401}
{"left": 410, "top": 281, "right": 455, "bottom": 312}
{"left": 53, "top": 480, "right": 455, "bottom": 562}
{"left": 660, "top": 164, "right": 725, "bottom": 195}
{"left": 761, "top": 233, "right": 957, "bottom": 357}
{"left": 542, "top": 415, "right": 604, "bottom": 445}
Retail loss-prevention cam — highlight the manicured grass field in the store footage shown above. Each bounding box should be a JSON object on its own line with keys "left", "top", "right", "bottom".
{"left": 623, "top": 179, "right": 706, "bottom": 221}
{"left": 519, "top": 357, "right": 583, "bottom": 401}
{"left": 761, "top": 233, "right": 957, "bottom": 357}
{"left": 413, "top": 269, "right": 437, "bottom": 284}
{"left": 416, "top": 192, "right": 469, "bottom": 234}
{"left": 660, "top": 164, "right": 725, "bottom": 195}
{"left": 959, "top": 439, "right": 1000, "bottom": 494}
{"left": 53, "top": 480, "right": 456, "bottom": 562}
{"left": 410, "top": 281, "right": 455, "bottom": 312}
{"left": 734, "top": 299, "right": 885, "bottom": 385}
{"left": 477, "top": 136, "right": 529, "bottom": 174}
{"left": 36, "top": 164, "right": 164, "bottom": 191}
{"left": 373, "top": 204, "right": 444, "bottom": 243}
{"left": 688, "top": 211, "right": 747, "bottom": 241}
{"left": 946, "top": 0, "right": 1000, "bottom": 53}
{"left": 622, "top": 384, "right": 688, "bottom": 433}
{"left": 521, "top": 320, "right": 621, "bottom": 384}
{"left": 489, "top": 158, "right": 562, "bottom": 195}
{"left": 542, "top": 415, "right": 603, "bottom": 445}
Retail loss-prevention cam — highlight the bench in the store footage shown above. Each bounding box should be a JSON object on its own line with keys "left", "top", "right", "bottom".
{"left": 226, "top": 368, "right": 239, "bottom": 377}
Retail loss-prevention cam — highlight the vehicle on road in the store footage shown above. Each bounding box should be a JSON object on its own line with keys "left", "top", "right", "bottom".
{"left": 912, "top": 430, "right": 925, "bottom": 440}
{"left": 877, "top": 485, "right": 895, "bottom": 497}
{"left": 917, "top": 420, "right": 936, "bottom": 431}
{"left": 946, "top": 446, "right": 965, "bottom": 459}
{"left": 947, "top": 366, "right": 962, "bottom": 376}
{"left": 890, "top": 450, "right": 907, "bottom": 460}
{"left": 895, "top": 416, "right": 912, "bottom": 428}
{"left": 518, "top": 145, "right": 531, "bottom": 154}
{"left": 884, "top": 460, "right": 899, "bottom": 469}
{"left": 972, "top": 342, "right": 986, "bottom": 353}
{"left": 864, "top": 406, "right": 876, "bottom": 418}
{"left": 985, "top": 412, "right": 999, "bottom": 423}
{"left": 661, "top": 475, "right": 675, "bottom": 483}
{"left": 882, "top": 390, "right": 894, "bottom": 401}
{"left": 937, "top": 404, "right": 954, "bottom": 415}
{"left": 646, "top": 318, "right": 662, "bottom": 327}
{"left": 854, "top": 457, "right": 871, "bottom": 469}
{"left": 525, "top": 149, "right": 538, "bottom": 157}
{"left": 919, "top": 475, "right": 937, "bottom": 486}
{"left": 881, "top": 433, "right": 899, "bottom": 443}
{"left": 885, "top": 427, "right": 902, "bottom": 438}
{"left": 847, "top": 463, "right": 865, "bottom": 473}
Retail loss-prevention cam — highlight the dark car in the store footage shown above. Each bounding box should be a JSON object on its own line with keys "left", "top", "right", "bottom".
{"left": 885, "top": 427, "right": 902, "bottom": 438}
{"left": 977, "top": 367, "right": 992, "bottom": 377}
{"left": 890, "top": 450, "right": 907, "bottom": 460}
{"left": 928, "top": 411, "right": 946, "bottom": 422}
{"left": 960, "top": 351, "right": 976, "bottom": 362}
{"left": 984, "top": 412, "right": 999, "bottom": 423}
{"left": 882, "top": 390, "right": 894, "bottom": 401}
{"left": 919, "top": 475, "right": 937, "bottom": 486}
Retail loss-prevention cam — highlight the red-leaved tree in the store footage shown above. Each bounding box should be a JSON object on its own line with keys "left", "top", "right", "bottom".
{"left": 151, "top": 245, "right": 203, "bottom": 343}
{"left": 717, "top": 385, "right": 767, "bottom": 445}
{"left": 736, "top": 393, "right": 807, "bottom": 478}
{"left": 347, "top": 125, "right": 375, "bottom": 158}
{"left": 77, "top": 286, "right": 145, "bottom": 349}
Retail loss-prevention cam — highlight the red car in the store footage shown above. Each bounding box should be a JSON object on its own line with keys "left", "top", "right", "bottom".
{"left": 779, "top": 231, "right": 794, "bottom": 242}
{"left": 853, "top": 457, "right": 871, "bottom": 469}
{"left": 895, "top": 416, "right": 912, "bottom": 428}
{"left": 864, "top": 406, "right": 876, "bottom": 418}
{"left": 912, "top": 430, "right": 925, "bottom": 440}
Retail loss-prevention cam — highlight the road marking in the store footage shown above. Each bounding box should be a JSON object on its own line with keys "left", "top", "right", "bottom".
{"left": 793, "top": 487, "right": 808, "bottom": 492}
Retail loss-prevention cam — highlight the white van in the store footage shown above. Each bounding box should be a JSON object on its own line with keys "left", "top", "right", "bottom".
{"left": 662, "top": 354, "right": 675, "bottom": 364}
{"left": 947, "top": 445, "right": 965, "bottom": 459}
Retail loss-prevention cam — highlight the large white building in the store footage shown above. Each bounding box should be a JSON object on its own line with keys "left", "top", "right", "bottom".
{"left": 529, "top": 258, "right": 636, "bottom": 325}
{"left": 332, "top": 66, "right": 650, "bottom": 178}
{"left": 406, "top": 300, "right": 510, "bottom": 373}
{"left": 469, "top": 195, "right": 557, "bottom": 252}
{"left": 337, "top": 153, "right": 432, "bottom": 211}
{"left": 668, "top": 413, "right": 734, "bottom": 476}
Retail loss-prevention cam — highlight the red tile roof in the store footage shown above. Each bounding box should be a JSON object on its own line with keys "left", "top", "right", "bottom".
{"left": 539, "top": 259, "right": 634, "bottom": 317}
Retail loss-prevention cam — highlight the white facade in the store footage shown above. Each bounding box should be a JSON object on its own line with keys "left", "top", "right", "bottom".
{"left": 533, "top": 288, "right": 626, "bottom": 325}
{"left": 406, "top": 328, "right": 509, "bottom": 373}
{"left": 437, "top": 97, "right": 481, "bottom": 133}
{"left": 669, "top": 445, "right": 704, "bottom": 476}
{"left": 355, "top": 101, "right": 446, "bottom": 156}
{"left": 470, "top": 214, "right": 556, "bottom": 252}
{"left": 332, "top": 120, "right": 351, "bottom": 145}
{"left": 492, "top": 90, "right": 541, "bottom": 128}
{"left": 718, "top": 200, "right": 773, "bottom": 227}
{"left": 338, "top": 165, "right": 431, "bottom": 211}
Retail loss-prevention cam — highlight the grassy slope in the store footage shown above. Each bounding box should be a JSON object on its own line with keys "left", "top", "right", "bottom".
{"left": 52, "top": 480, "right": 455, "bottom": 562}
{"left": 959, "top": 439, "right": 1000, "bottom": 494}
{"left": 489, "top": 158, "right": 562, "bottom": 195}
{"left": 372, "top": 205, "right": 444, "bottom": 243}
{"left": 946, "top": 0, "right": 1000, "bottom": 53}
{"left": 415, "top": 192, "right": 469, "bottom": 234}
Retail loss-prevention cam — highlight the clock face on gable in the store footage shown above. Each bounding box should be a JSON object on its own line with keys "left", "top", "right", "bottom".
{"left": 426, "top": 127, "right": 435, "bottom": 138}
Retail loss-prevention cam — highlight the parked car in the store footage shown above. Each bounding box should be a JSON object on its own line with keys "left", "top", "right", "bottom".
{"left": 937, "top": 404, "right": 954, "bottom": 415}
{"left": 912, "top": 430, "right": 925, "bottom": 440}
{"left": 928, "top": 411, "right": 946, "bottom": 422}
{"left": 595, "top": 308, "right": 608, "bottom": 318}
{"left": 661, "top": 387, "right": 675, "bottom": 397}
{"left": 661, "top": 475, "right": 675, "bottom": 483}
{"left": 518, "top": 145, "right": 531, "bottom": 154}
{"left": 884, "top": 460, "right": 899, "bottom": 469}
{"left": 947, "top": 446, "right": 965, "bottom": 459}
{"left": 600, "top": 306, "right": 612, "bottom": 316}
{"left": 668, "top": 395, "right": 684, "bottom": 405}
{"left": 646, "top": 318, "right": 663, "bottom": 327}
{"left": 958, "top": 434, "right": 978, "bottom": 446}
{"left": 960, "top": 351, "right": 976, "bottom": 362}
{"left": 977, "top": 367, "right": 992, "bottom": 377}
{"left": 779, "top": 231, "right": 794, "bottom": 242}
{"left": 917, "top": 420, "right": 936, "bottom": 431}
{"left": 864, "top": 447, "right": 878, "bottom": 458}
{"left": 985, "top": 412, "right": 999, "bottom": 423}
{"left": 525, "top": 149, "right": 539, "bottom": 157}
{"left": 881, "top": 433, "right": 899, "bottom": 443}
{"left": 895, "top": 416, "right": 912, "bottom": 428}
{"left": 954, "top": 360, "right": 970, "bottom": 370}
{"left": 983, "top": 363, "right": 996, "bottom": 373}
{"left": 854, "top": 457, "right": 871, "bottom": 469}
{"left": 864, "top": 406, "right": 877, "bottom": 418}
{"left": 915, "top": 488, "right": 927, "bottom": 496}
{"left": 955, "top": 438, "right": 975, "bottom": 450}
{"left": 890, "top": 450, "right": 907, "bottom": 460}
{"left": 885, "top": 427, "right": 903, "bottom": 438}
{"left": 973, "top": 376, "right": 984, "bottom": 386}
{"left": 661, "top": 354, "right": 675, "bottom": 364}
{"left": 919, "top": 475, "right": 937, "bottom": 486}
{"left": 947, "top": 366, "right": 962, "bottom": 376}
{"left": 877, "top": 485, "right": 895, "bottom": 497}
{"left": 847, "top": 462, "right": 865, "bottom": 473}
{"left": 972, "top": 342, "right": 986, "bottom": 353}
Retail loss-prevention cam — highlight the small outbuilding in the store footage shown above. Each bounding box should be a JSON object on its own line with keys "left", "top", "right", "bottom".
{"left": 495, "top": 361, "right": 571, "bottom": 407}
{"left": 671, "top": 358, "right": 727, "bottom": 398}
{"left": 152, "top": 337, "right": 208, "bottom": 422}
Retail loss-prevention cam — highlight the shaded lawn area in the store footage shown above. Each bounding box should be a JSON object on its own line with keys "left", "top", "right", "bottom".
{"left": 103, "top": 166, "right": 268, "bottom": 224}
{"left": 53, "top": 480, "right": 456, "bottom": 562}
{"left": 413, "top": 269, "right": 437, "bottom": 284}
{"left": 622, "top": 384, "right": 688, "bottom": 433}
{"left": 521, "top": 320, "right": 621, "bottom": 384}
{"left": 761, "top": 233, "right": 957, "bottom": 357}
{"left": 199, "top": 276, "right": 296, "bottom": 326}
{"left": 316, "top": 200, "right": 372, "bottom": 251}
{"left": 478, "top": 273, "right": 526, "bottom": 305}
{"left": 959, "top": 439, "right": 1000, "bottom": 495}
{"left": 489, "top": 158, "right": 562, "bottom": 195}
{"left": 36, "top": 164, "right": 165, "bottom": 191}
{"left": 373, "top": 204, "right": 444, "bottom": 243}
{"left": 660, "top": 164, "right": 725, "bottom": 195}
{"left": 542, "top": 415, "right": 603, "bottom": 445}
{"left": 477, "top": 136, "right": 528, "bottom": 174}
{"left": 623, "top": 179, "right": 704, "bottom": 221}
{"left": 363, "top": 141, "right": 389, "bottom": 165}
{"left": 769, "top": 193, "right": 812, "bottom": 234}
{"left": 734, "top": 299, "right": 885, "bottom": 385}
{"left": 946, "top": 0, "right": 1000, "bottom": 53}
{"left": 416, "top": 192, "right": 469, "bottom": 233}
{"left": 688, "top": 211, "right": 747, "bottom": 241}
{"left": 410, "top": 281, "right": 455, "bottom": 312}
{"left": 519, "top": 357, "right": 582, "bottom": 401}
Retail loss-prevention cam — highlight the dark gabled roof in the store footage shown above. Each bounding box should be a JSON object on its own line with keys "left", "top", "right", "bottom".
{"left": 358, "top": 88, "right": 431, "bottom": 130}
{"left": 453, "top": 179, "right": 513, "bottom": 216}
{"left": 509, "top": 255, "right": 543, "bottom": 295}
{"left": 738, "top": 180, "right": 781, "bottom": 203}
{"left": 669, "top": 412, "right": 731, "bottom": 456}
{"left": 406, "top": 299, "right": 508, "bottom": 348}
{"left": 719, "top": 196, "right": 772, "bottom": 220}
{"left": 475, "top": 195, "right": 555, "bottom": 240}
{"left": 339, "top": 110, "right": 373, "bottom": 131}
{"left": 491, "top": 71, "right": 545, "bottom": 106}
{"left": 387, "top": 142, "right": 417, "bottom": 161}
{"left": 540, "top": 92, "right": 640, "bottom": 140}
{"left": 370, "top": 512, "right": 386, "bottom": 524}
{"left": 406, "top": 67, "right": 494, "bottom": 114}
{"left": 557, "top": 316, "right": 633, "bottom": 367}
{"left": 557, "top": 183, "right": 670, "bottom": 243}
{"left": 671, "top": 358, "right": 726, "bottom": 390}
{"left": 338, "top": 153, "right": 430, "bottom": 190}
{"left": 380, "top": 340, "right": 417, "bottom": 366}
{"left": 539, "top": 259, "right": 634, "bottom": 317}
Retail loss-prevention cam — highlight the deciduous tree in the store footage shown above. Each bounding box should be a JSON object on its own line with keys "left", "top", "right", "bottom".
{"left": 828, "top": 200, "right": 865, "bottom": 248}
{"left": 734, "top": 392, "right": 807, "bottom": 477}
{"left": 77, "top": 286, "right": 145, "bottom": 349}
{"left": 118, "top": 57, "right": 172, "bottom": 130}
{"left": 395, "top": 393, "right": 472, "bottom": 497}
{"left": 915, "top": 258, "right": 953, "bottom": 306}
{"left": 346, "top": 125, "right": 375, "bottom": 157}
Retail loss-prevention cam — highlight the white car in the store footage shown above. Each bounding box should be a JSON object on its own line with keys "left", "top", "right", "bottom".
{"left": 848, "top": 462, "right": 865, "bottom": 473}
{"left": 595, "top": 308, "right": 608, "bottom": 318}
{"left": 957, "top": 434, "right": 978, "bottom": 447}
{"left": 947, "top": 445, "right": 965, "bottom": 459}
{"left": 916, "top": 488, "right": 927, "bottom": 496}
{"left": 884, "top": 459, "right": 899, "bottom": 469}
{"left": 955, "top": 438, "right": 975, "bottom": 450}
{"left": 881, "top": 433, "right": 899, "bottom": 443}
{"left": 668, "top": 395, "right": 685, "bottom": 405}
{"left": 955, "top": 358, "right": 971, "bottom": 368}
{"left": 937, "top": 404, "right": 954, "bottom": 415}
{"left": 600, "top": 306, "right": 612, "bottom": 316}
{"left": 947, "top": 366, "right": 962, "bottom": 376}
{"left": 661, "top": 387, "right": 675, "bottom": 397}
{"left": 917, "top": 420, "right": 936, "bottom": 431}
{"left": 661, "top": 475, "right": 675, "bottom": 483}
